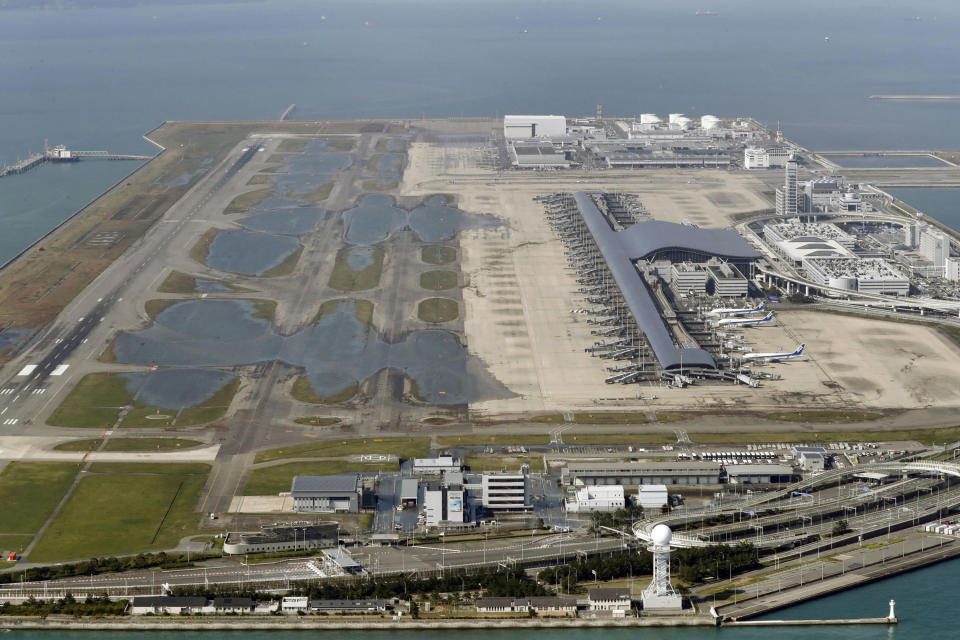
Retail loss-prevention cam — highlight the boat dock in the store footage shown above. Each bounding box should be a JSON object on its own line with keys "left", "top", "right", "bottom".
{"left": 0, "top": 143, "right": 152, "bottom": 178}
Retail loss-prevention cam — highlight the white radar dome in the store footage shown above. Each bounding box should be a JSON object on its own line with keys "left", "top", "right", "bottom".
{"left": 651, "top": 524, "right": 673, "bottom": 546}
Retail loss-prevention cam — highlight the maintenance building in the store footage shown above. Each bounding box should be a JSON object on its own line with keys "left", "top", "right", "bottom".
{"left": 562, "top": 461, "right": 722, "bottom": 486}
{"left": 291, "top": 474, "right": 363, "bottom": 513}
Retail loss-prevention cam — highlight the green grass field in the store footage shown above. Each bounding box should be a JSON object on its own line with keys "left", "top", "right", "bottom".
{"left": 224, "top": 186, "right": 275, "bottom": 214}
{"left": 29, "top": 469, "right": 208, "bottom": 563}
{"left": 293, "top": 183, "right": 333, "bottom": 203}
{"left": 764, "top": 410, "right": 885, "bottom": 424}
{"left": 85, "top": 463, "right": 211, "bottom": 475}
{"left": 189, "top": 228, "right": 219, "bottom": 265}
{"left": 48, "top": 373, "right": 239, "bottom": 429}
{"left": 260, "top": 245, "right": 303, "bottom": 278}
{"left": 53, "top": 438, "right": 204, "bottom": 453}
{"left": 0, "top": 462, "right": 80, "bottom": 535}
{"left": 436, "top": 435, "right": 550, "bottom": 447}
{"left": 421, "top": 246, "right": 456, "bottom": 265}
{"left": 291, "top": 376, "right": 358, "bottom": 404}
{"left": 255, "top": 436, "right": 430, "bottom": 464}
{"left": 530, "top": 414, "right": 564, "bottom": 424}
{"left": 328, "top": 248, "right": 385, "bottom": 291}
{"left": 419, "top": 270, "right": 458, "bottom": 291}
{"left": 573, "top": 412, "right": 649, "bottom": 424}
{"left": 243, "top": 461, "right": 397, "bottom": 496}
{"left": 417, "top": 297, "right": 459, "bottom": 323}
{"left": 277, "top": 139, "right": 310, "bottom": 153}
{"left": 313, "top": 298, "right": 374, "bottom": 328}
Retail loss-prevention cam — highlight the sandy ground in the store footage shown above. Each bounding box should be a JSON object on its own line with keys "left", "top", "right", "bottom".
{"left": 400, "top": 139, "right": 960, "bottom": 415}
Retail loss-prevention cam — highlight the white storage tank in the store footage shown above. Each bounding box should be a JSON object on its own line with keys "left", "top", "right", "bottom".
{"left": 675, "top": 116, "right": 692, "bottom": 130}
{"left": 640, "top": 113, "right": 661, "bottom": 124}
{"left": 701, "top": 115, "right": 721, "bottom": 130}
{"left": 669, "top": 113, "right": 684, "bottom": 124}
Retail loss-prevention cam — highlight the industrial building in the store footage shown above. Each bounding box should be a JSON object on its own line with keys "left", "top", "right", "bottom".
{"left": 481, "top": 473, "right": 529, "bottom": 510}
{"left": 743, "top": 146, "right": 794, "bottom": 169}
{"left": 562, "top": 461, "right": 722, "bottom": 486}
{"left": 503, "top": 115, "right": 567, "bottom": 140}
{"left": 636, "top": 484, "right": 670, "bottom": 510}
{"left": 565, "top": 485, "right": 626, "bottom": 513}
{"left": 223, "top": 523, "right": 339, "bottom": 554}
{"left": 412, "top": 456, "right": 462, "bottom": 475}
{"left": 422, "top": 482, "right": 465, "bottom": 526}
{"left": 291, "top": 474, "right": 363, "bottom": 512}
{"left": 725, "top": 464, "right": 797, "bottom": 484}
{"left": 509, "top": 142, "right": 571, "bottom": 169}
{"left": 795, "top": 446, "right": 829, "bottom": 472}
{"left": 802, "top": 257, "right": 910, "bottom": 295}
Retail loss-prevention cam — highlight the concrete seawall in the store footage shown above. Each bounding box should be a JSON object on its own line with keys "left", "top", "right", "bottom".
{"left": 1, "top": 616, "right": 717, "bottom": 631}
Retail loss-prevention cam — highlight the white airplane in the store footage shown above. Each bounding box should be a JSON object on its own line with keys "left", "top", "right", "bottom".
{"left": 715, "top": 311, "right": 775, "bottom": 328}
{"left": 741, "top": 344, "right": 805, "bottom": 362}
{"left": 706, "top": 300, "right": 765, "bottom": 318}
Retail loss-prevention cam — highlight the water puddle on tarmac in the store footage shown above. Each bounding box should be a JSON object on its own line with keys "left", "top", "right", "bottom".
{"left": 121, "top": 369, "right": 235, "bottom": 408}
{"left": 205, "top": 229, "right": 299, "bottom": 276}
{"left": 343, "top": 195, "right": 501, "bottom": 245}
{"left": 112, "top": 299, "right": 512, "bottom": 405}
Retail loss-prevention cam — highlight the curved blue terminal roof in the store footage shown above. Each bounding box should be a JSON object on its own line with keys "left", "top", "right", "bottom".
{"left": 572, "top": 192, "right": 759, "bottom": 371}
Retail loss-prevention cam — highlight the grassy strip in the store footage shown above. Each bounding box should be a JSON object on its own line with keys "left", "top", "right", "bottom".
{"left": 47, "top": 373, "right": 132, "bottom": 428}
{"left": 419, "top": 270, "right": 458, "bottom": 291}
{"left": 313, "top": 298, "right": 374, "bottom": 328}
{"left": 418, "top": 297, "right": 459, "bottom": 323}
{"left": 421, "top": 246, "right": 456, "bottom": 265}
{"left": 144, "top": 298, "right": 181, "bottom": 321}
{"left": 765, "top": 410, "right": 884, "bottom": 423}
{"left": 265, "top": 153, "right": 292, "bottom": 164}
{"left": 251, "top": 299, "right": 277, "bottom": 320}
{"left": 293, "top": 417, "right": 341, "bottom": 426}
{"left": 573, "top": 412, "right": 648, "bottom": 424}
{"left": 157, "top": 271, "right": 254, "bottom": 294}
{"left": 224, "top": 187, "right": 274, "bottom": 214}
{"left": 247, "top": 174, "right": 271, "bottom": 185}
{"left": 53, "top": 438, "right": 204, "bottom": 452}
{"left": 277, "top": 139, "right": 310, "bottom": 153}
{"left": 689, "top": 426, "right": 960, "bottom": 446}
{"left": 86, "top": 463, "right": 211, "bottom": 475}
{"left": 189, "top": 228, "right": 219, "bottom": 264}
{"left": 565, "top": 433, "right": 675, "bottom": 445}
{"left": 463, "top": 456, "right": 545, "bottom": 473}
{"left": 328, "top": 248, "right": 385, "bottom": 291}
{"left": 531, "top": 414, "right": 564, "bottom": 424}
{"left": 243, "top": 462, "right": 396, "bottom": 496}
{"left": 292, "top": 183, "right": 333, "bottom": 203}
{"left": 29, "top": 473, "right": 207, "bottom": 562}
{"left": 291, "top": 376, "right": 358, "bottom": 405}
{"left": 0, "top": 463, "right": 80, "bottom": 534}
{"left": 260, "top": 244, "right": 303, "bottom": 278}
{"left": 362, "top": 179, "right": 399, "bottom": 192}
{"left": 255, "top": 437, "right": 430, "bottom": 464}
{"left": 436, "top": 435, "right": 551, "bottom": 447}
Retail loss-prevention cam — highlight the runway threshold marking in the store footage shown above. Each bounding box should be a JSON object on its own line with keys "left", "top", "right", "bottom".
{"left": 16, "top": 365, "right": 37, "bottom": 376}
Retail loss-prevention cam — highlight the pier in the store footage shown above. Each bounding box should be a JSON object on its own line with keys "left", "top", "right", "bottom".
{"left": 870, "top": 94, "right": 960, "bottom": 100}
{"left": 0, "top": 143, "right": 152, "bottom": 178}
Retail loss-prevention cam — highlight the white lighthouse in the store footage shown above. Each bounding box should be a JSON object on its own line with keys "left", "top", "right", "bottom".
{"left": 641, "top": 524, "right": 683, "bottom": 611}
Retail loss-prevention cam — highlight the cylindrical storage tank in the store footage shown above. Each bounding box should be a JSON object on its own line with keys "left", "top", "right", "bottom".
{"left": 675, "top": 117, "right": 692, "bottom": 130}
{"left": 669, "top": 113, "right": 684, "bottom": 124}
{"left": 640, "top": 113, "right": 661, "bottom": 124}
{"left": 702, "top": 115, "right": 721, "bottom": 130}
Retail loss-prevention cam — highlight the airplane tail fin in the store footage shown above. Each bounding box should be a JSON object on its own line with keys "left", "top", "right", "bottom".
{"left": 796, "top": 344, "right": 805, "bottom": 355}
{"left": 756, "top": 300, "right": 766, "bottom": 312}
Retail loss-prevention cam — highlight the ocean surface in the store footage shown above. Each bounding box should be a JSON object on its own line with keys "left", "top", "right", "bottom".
{"left": 2, "top": 0, "right": 960, "bottom": 634}
{"left": 3, "top": 555, "right": 958, "bottom": 638}
{"left": 3, "top": 0, "right": 960, "bottom": 263}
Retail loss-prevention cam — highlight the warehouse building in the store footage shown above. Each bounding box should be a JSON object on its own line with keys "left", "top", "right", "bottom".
{"left": 291, "top": 474, "right": 363, "bottom": 513}
{"left": 562, "top": 461, "right": 722, "bottom": 486}
{"left": 565, "top": 485, "right": 626, "bottom": 513}
{"left": 504, "top": 115, "right": 567, "bottom": 140}
{"left": 223, "top": 523, "right": 339, "bottom": 555}
{"left": 725, "top": 464, "right": 797, "bottom": 485}
{"left": 636, "top": 484, "right": 670, "bottom": 510}
{"left": 509, "top": 142, "right": 571, "bottom": 169}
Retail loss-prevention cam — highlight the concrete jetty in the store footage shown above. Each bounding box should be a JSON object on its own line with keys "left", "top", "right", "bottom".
{"left": 870, "top": 94, "right": 960, "bottom": 100}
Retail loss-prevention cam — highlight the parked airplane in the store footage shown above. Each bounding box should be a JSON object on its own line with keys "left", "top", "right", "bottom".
{"left": 706, "top": 300, "right": 765, "bottom": 318}
{"left": 741, "top": 344, "right": 805, "bottom": 362}
{"left": 715, "top": 311, "right": 775, "bottom": 328}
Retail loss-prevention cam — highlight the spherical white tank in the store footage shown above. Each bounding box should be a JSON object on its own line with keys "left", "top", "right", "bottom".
{"left": 651, "top": 524, "right": 673, "bottom": 547}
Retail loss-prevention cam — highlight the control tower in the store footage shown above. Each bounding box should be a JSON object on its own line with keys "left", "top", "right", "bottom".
{"left": 641, "top": 524, "right": 683, "bottom": 611}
